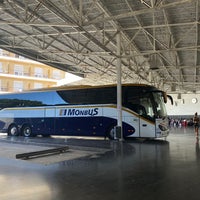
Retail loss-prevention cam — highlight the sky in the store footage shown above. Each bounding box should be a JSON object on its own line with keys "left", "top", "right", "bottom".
{"left": 57, "top": 72, "right": 83, "bottom": 86}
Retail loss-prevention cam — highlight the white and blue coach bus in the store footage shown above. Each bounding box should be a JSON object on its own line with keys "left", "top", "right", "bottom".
{"left": 0, "top": 84, "right": 172, "bottom": 139}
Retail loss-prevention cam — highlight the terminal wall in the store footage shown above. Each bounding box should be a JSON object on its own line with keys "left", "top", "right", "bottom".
{"left": 166, "top": 93, "right": 200, "bottom": 117}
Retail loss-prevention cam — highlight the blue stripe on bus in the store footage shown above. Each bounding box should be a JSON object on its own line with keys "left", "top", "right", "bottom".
{"left": 0, "top": 116, "right": 135, "bottom": 137}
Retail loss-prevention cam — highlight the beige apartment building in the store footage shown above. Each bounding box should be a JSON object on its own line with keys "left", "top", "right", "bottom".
{"left": 0, "top": 49, "right": 66, "bottom": 93}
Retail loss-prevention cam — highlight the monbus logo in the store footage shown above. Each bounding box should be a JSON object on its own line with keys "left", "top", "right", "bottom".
{"left": 59, "top": 108, "right": 99, "bottom": 117}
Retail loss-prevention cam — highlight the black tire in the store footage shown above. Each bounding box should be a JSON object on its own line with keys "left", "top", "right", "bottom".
{"left": 21, "top": 125, "right": 32, "bottom": 137}
{"left": 8, "top": 124, "right": 19, "bottom": 136}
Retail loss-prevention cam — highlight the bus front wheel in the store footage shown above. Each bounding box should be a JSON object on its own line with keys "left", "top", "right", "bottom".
{"left": 21, "top": 125, "right": 32, "bottom": 137}
{"left": 8, "top": 124, "right": 19, "bottom": 136}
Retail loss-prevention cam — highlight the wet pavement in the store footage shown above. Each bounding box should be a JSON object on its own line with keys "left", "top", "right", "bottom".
{"left": 0, "top": 127, "right": 200, "bottom": 200}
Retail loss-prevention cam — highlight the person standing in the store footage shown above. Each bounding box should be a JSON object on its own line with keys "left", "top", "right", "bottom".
{"left": 193, "top": 112, "right": 200, "bottom": 139}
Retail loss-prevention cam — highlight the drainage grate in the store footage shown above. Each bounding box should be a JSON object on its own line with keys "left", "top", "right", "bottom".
{"left": 16, "top": 146, "right": 69, "bottom": 160}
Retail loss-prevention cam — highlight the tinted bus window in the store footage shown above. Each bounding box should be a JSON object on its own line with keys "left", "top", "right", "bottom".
{"left": 125, "top": 87, "right": 154, "bottom": 119}
{"left": 58, "top": 87, "right": 117, "bottom": 104}
{"left": 0, "top": 91, "right": 66, "bottom": 108}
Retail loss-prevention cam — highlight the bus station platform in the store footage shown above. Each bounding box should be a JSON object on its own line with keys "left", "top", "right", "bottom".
{"left": 0, "top": 127, "right": 200, "bottom": 200}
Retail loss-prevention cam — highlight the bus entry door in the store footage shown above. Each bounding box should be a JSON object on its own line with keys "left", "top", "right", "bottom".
{"left": 139, "top": 117, "right": 155, "bottom": 138}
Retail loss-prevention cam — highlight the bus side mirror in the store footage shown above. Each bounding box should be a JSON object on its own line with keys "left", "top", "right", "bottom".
{"left": 163, "top": 92, "right": 167, "bottom": 103}
{"left": 163, "top": 92, "right": 173, "bottom": 105}
{"left": 167, "top": 95, "right": 173, "bottom": 105}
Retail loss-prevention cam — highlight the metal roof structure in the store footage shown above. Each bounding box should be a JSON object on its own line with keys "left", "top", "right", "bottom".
{"left": 0, "top": 0, "right": 199, "bottom": 92}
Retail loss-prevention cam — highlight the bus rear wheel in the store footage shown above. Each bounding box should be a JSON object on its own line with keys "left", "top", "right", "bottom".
{"left": 21, "top": 125, "right": 32, "bottom": 137}
{"left": 8, "top": 124, "right": 19, "bottom": 136}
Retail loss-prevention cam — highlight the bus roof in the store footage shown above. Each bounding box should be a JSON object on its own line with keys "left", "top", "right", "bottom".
{"left": 28, "top": 83, "right": 158, "bottom": 92}
{"left": 1, "top": 83, "right": 160, "bottom": 95}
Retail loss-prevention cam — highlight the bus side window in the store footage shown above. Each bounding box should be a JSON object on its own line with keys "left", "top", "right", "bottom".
{"left": 125, "top": 87, "right": 147, "bottom": 115}
{"left": 135, "top": 105, "right": 146, "bottom": 116}
{"left": 137, "top": 105, "right": 147, "bottom": 116}
{"left": 128, "top": 103, "right": 147, "bottom": 116}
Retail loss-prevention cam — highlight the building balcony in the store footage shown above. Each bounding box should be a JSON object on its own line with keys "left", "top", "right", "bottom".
{"left": 0, "top": 72, "right": 58, "bottom": 83}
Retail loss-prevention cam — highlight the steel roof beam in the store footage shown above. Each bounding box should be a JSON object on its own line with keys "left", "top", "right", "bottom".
{"left": 86, "top": 0, "right": 195, "bottom": 26}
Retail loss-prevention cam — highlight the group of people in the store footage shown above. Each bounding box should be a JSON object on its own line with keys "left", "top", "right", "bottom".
{"left": 193, "top": 112, "right": 200, "bottom": 141}
{"left": 169, "top": 118, "right": 188, "bottom": 127}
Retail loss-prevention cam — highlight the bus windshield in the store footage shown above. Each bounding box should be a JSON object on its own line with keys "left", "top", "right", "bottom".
{"left": 152, "top": 91, "right": 167, "bottom": 118}
{"left": 126, "top": 90, "right": 167, "bottom": 121}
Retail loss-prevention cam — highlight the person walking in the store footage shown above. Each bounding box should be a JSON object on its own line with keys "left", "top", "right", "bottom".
{"left": 193, "top": 112, "right": 200, "bottom": 139}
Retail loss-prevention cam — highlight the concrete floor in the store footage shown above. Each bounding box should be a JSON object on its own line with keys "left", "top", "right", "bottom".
{"left": 0, "top": 127, "right": 200, "bottom": 200}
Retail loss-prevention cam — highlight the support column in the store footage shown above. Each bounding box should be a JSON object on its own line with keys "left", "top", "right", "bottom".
{"left": 116, "top": 31, "right": 123, "bottom": 141}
